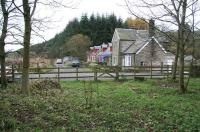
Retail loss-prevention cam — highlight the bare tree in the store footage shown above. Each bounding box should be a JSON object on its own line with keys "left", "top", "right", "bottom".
{"left": 125, "top": 0, "right": 200, "bottom": 93}
{"left": 185, "top": 0, "right": 197, "bottom": 89}
{"left": 12, "top": 0, "right": 78, "bottom": 94}
{"left": 21, "top": 0, "right": 33, "bottom": 94}
{"left": 0, "top": 0, "right": 18, "bottom": 88}
{"left": 11, "top": 0, "right": 37, "bottom": 94}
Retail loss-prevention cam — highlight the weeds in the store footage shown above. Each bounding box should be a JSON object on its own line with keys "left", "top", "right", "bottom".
{"left": 83, "top": 81, "right": 99, "bottom": 109}
{"left": 0, "top": 78, "right": 199, "bottom": 131}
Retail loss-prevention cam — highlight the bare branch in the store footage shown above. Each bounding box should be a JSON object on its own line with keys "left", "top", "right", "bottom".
{"left": 37, "top": 0, "right": 79, "bottom": 9}
{"left": 13, "top": 0, "right": 24, "bottom": 15}
{"left": 30, "top": 0, "right": 38, "bottom": 18}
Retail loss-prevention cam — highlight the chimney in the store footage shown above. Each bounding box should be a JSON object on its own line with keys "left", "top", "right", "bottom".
{"left": 149, "top": 19, "right": 155, "bottom": 37}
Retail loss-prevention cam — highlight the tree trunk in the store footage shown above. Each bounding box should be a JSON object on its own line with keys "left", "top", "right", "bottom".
{"left": 0, "top": 0, "right": 9, "bottom": 89}
{"left": 172, "top": 50, "right": 178, "bottom": 80}
{"left": 21, "top": 0, "right": 31, "bottom": 94}
{"left": 179, "top": 36, "right": 186, "bottom": 93}
{"left": 172, "top": 33, "right": 180, "bottom": 80}
{"left": 0, "top": 45, "right": 6, "bottom": 89}
{"left": 179, "top": 0, "right": 187, "bottom": 93}
{"left": 185, "top": 1, "right": 195, "bottom": 90}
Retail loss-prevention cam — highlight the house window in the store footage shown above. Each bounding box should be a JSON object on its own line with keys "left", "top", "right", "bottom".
{"left": 140, "top": 61, "right": 144, "bottom": 66}
{"left": 124, "top": 55, "right": 132, "bottom": 66}
{"left": 128, "top": 55, "right": 131, "bottom": 66}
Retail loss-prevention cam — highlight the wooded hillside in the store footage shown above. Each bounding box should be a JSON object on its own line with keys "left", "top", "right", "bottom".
{"left": 30, "top": 14, "right": 127, "bottom": 58}
{"left": 30, "top": 14, "right": 200, "bottom": 59}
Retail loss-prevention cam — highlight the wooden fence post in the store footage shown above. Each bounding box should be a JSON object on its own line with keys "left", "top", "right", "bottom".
{"left": 94, "top": 67, "right": 97, "bottom": 81}
{"left": 76, "top": 66, "right": 78, "bottom": 81}
{"left": 161, "top": 62, "right": 163, "bottom": 75}
{"left": 133, "top": 53, "right": 136, "bottom": 79}
{"left": 18, "top": 64, "right": 20, "bottom": 71}
{"left": 12, "top": 65, "right": 15, "bottom": 82}
{"left": 58, "top": 67, "right": 60, "bottom": 82}
{"left": 167, "top": 65, "right": 169, "bottom": 78}
{"left": 115, "top": 67, "right": 119, "bottom": 81}
{"left": 171, "top": 62, "right": 174, "bottom": 76}
{"left": 37, "top": 64, "right": 41, "bottom": 79}
{"left": 133, "top": 66, "right": 136, "bottom": 79}
{"left": 150, "top": 61, "right": 152, "bottom": 79}
{"left": 171, "top": 64, "right": 173, "bottom": 75}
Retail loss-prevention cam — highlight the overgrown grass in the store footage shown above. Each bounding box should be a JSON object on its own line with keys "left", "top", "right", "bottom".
{"left": 0, "top": 78, "right": 200, "bottom": 131}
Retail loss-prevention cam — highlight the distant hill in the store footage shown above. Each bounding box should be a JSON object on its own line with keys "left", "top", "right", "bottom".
{"left": 30, "top": 14, "right": 127, "bottom": 58}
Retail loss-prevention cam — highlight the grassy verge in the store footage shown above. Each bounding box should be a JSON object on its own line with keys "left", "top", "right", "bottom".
{"left": 0, "top": 78, "right": 199, "bottom": 131}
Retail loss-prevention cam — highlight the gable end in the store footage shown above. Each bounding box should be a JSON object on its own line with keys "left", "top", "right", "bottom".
{"left": 136, "top": 37, "right": 167, "bottom": 54}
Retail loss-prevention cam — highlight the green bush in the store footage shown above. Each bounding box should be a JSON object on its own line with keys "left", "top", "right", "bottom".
{"left": 30, "top": 79, "right": 61, "bottom": 91}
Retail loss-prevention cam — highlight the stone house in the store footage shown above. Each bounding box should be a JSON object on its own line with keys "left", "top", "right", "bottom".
{"left": 111, "top": 20, "right": 174, "bottom": 67}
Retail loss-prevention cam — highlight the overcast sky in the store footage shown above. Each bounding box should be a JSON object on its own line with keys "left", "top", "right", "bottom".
{"left": 6, "top": 0, "right": 199, "bottom": 51}
{"left": 42, "top": 0, "right": 130, "bottom": 40}
{"left": 6, "top": 0, "right": 131, "bottom": 51}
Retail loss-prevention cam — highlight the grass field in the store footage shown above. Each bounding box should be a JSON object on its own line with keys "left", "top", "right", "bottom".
{"left": 0, "top": 78, "right": 200, "bottom": 131}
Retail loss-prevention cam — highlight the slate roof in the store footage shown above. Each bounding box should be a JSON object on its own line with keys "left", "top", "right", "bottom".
{"left": 123, "top": 39, "right": 149, "bottom": 54}
{"left": 115, "top": 28, "right": 148, "bottom": 40}
{"left": 115, "top": 28, "right": 167, "bottom": 54}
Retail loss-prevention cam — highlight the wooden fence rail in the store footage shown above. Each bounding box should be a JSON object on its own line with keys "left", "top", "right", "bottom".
{"left": 6, "top": 64, "right": 194, "bottom": 82}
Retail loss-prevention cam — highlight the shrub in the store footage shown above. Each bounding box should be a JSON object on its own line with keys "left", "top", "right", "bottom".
{"left": 30, "top": 79, "right": 62, "bottom": 96}
{"left": 30, "top": 79, "right": 61, "bottom": 91}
